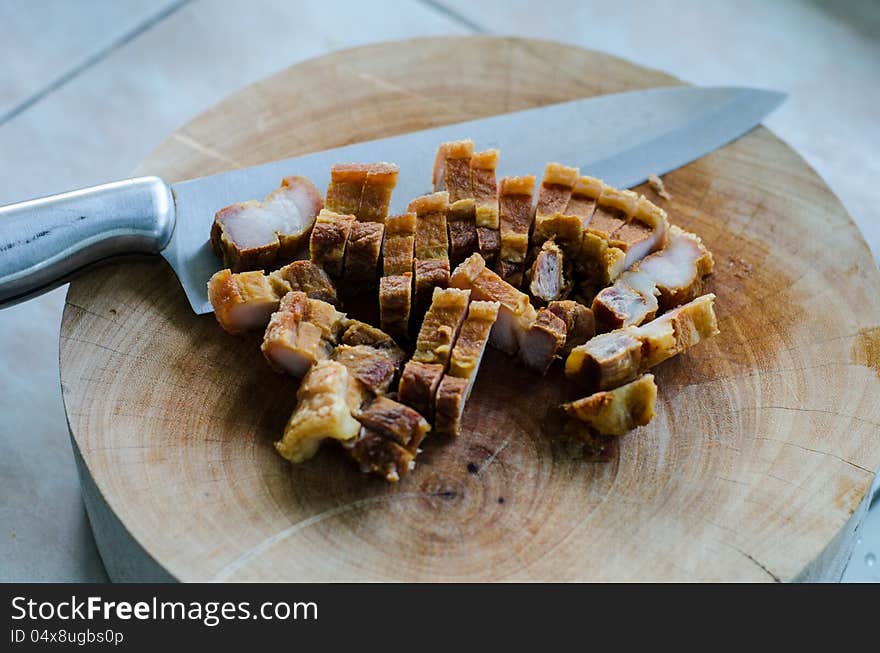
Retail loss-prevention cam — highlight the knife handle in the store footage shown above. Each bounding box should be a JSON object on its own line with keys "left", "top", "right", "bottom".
{"left": 0, "top": 177, "right": 175, "bottom": 307}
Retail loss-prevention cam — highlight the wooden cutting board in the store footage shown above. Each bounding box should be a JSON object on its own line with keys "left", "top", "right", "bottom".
{"left": 60, "top": 37, "right": 880, "bottom": 582}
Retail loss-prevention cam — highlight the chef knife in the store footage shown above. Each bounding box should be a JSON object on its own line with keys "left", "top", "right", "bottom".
{"left": 0, "top": 85, "right": 784, "bottom": 314}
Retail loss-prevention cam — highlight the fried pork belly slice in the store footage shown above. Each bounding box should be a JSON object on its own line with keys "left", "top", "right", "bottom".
{"left": 325, "top": 163, "right": 370, "bottom": 216}
{"left": 433, "top": 140, "right": 475, "bottom": 200}
{"left": 433, "top": 375, "right": 469, "bottom": 436}
{"left": 269, "top": 260, "right": 338, "bottom": 306}
{"left": 519, "top": 307, "right": 566, "bottom": 375}
{"left": 348, "top": 429, "right": 416, "bottom": 482}
{"left": 471, "top": 149, "right": 500, "bottom": 229}
{"left": 534, "top": 163, "right": 579, "bottom": 244}
{"left": 275, "top": 360, "right": 361, "bottom": 463}
{"left": 634, "top": 225, "right": 714, "bottom": 310}
{"left": 447, "top": 207, "right": 479, "bottom": 268}
{"left": 589, "top": 187, "right": 638, "bottom": 244}
{"left": 591, "top": 270, "right": 659, "bottom": 332}
{"left": 562, "top": 374, "right": 657, "bottom": 436}
{"left": 207, "top": 269, "right": 285, "bottom": 334}
{"left": 344, "top": 221, "right": 385, "bottom": 285}
{"left": 413, "top": 258, "right": 451, "bottom": 315}
{"left": 356, "top": 396, "right": 430, "bottom": 451}
{"left": 358, "top": 163, "right": 399, "bottom": 223}
{"left": 261, "top": 292, "right": 343, "bottom": 377}
{"left": 450, "top": 253, "right": 537, "bottom": 356}
{"left": 411, "top": 191, "right": 450, "bottom": 261}
{"left": 338, "top": 319, "right": 405, "bottom": 367}
{"left": 332, "top": 344, "right": 398, "bottom": 396}
{"left": 612, "top": 196, "right": 669, "bottom": 270}
{"left": 382, "top": 212, "right": 416, "bottom": 276}
{"left": 528, "top": 239, "right": 570, "bottom": 303}
{"left": 398, "top": 360, "right": 445, "bottom": 419}
{"left": 448, "top": 300, "right": 500, "bottom": 393}
{"left": 498, "top": 175, "right": 536, "bottom": 265}
{"left": 476, "top": 226, "right": 501, "bottom": 266}
{"left": 309, "top": 209, "right": 356, "bottom": 279}
{"left": 547, "top": 300, "right": 596, "bottom": 355}
{"left": 413, "top": 287, "right": 471, "bottom": 366}
{"left": 565, "top": 175, "right": 603, "bottom": 222}
{"left": 211, "top": 176, "right": 323, "bottom": 271}
{"left": 379, "top": 273, "right": 413, "bottom": 341}
{"left": 577, "top": 231, "right": 626, "bottom": 289}
{"left": 565, "top": 293, "right": 719, "bottom": 390}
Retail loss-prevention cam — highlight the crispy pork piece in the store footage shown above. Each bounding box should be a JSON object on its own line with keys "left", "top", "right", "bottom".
{"left": 433, "top": 375, "right": 469, "bottom": 436}
{"left": 344, "top": 221, "right": 385, "bottom": 285}
{"left": 211, "top": 176, "right": 322, "bottom": 271}
{"left": 518, "top": 307, "right": 566, "bottom": 375}
{"left": 534, "top": 163, "right": 579, "bottom": 247}
{"left": 261, "top": 292, "right": 344, "bottom": 377}
{"left": 410, "top": 192, "right": 451, "bottom": 310}
{"left": 476, "top": 226, "right": 501, "bottom": 266}
{"left": 347, "top": 428, "right": 416, "bottom": 482}
{"left": 413, "top": 287, "right": 471, "bottom": 366}
{"left": 398, "top": 360, "right": 445, "bottom": 419}
{"left": 382, "top": 212, "right": 416, "bottom": 276}
{"left": 565, "top": 293, "right": 719, "bottom": 390}
{"left": 325, "top": 163, "right": 369, "bottom": 216}
{"left": 589, "top": 187, "right": 638, "bottom": 243}
{"left": 471, "top": 149, "right": 500, "bottom": 229}
{"left": 591, "top": 270, "right": 659, "bottom": 332}
{"left": 547, "top": 300, "right": 596, "bottom": 355}
{"left": 562, "top": 374, "right": 657, "bottom": 436}
{"left": 355, "top": 397, "right": 431, "bottom": 451}
{"left": 528, "top": 239, "right": 570, "bottom": 303}
{"left": 450, "top": 253, "right": 537, "bottom": 356}
{"left": 275, "top": 360, "right": 361, "bottom": 463}
{"left": 379, "top": 273, "right": 413, "bottom": 341}
{"left": 332, "top": 344, "right": 398, "bottom": 396}
{"left": 309, "top": 209, "right": 356, "bottom": 279}
{"left": 497, "top": 175, "right": 536, "bottom": 284}
{"left": 434, "top": 141, "right": 478, "bottom": 266}
{"left": 448, "top": 300, "right": 500, "bottom": 393}
{"left": 634, "top": 225, "right": 714, "bottom": 310}
{"left": 577, "top": 231, "right": 626, "bottom": 290}
{"left": 269, "top": 260, "right": 338, "bottom": 306}
{"left": 413, "top": 258, "right": 451, "bottom": 314}
{"left": 358, "top": 163, "right": 399, "bottom": 223}
{"left": 612, "top": 196, "right": 669, "bottom": 270}
{"left": 338, "top": 319, "right": 405, "bottom": 367}
{"left": 565, "top": 175, "right": 603, "bottom": 224}
{"left": 207, "top": 269, "right": 286, "bottom": 334}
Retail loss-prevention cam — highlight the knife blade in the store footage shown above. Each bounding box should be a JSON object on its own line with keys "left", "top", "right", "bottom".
{"left": 0, "top": 86, "right": 785, "bottom": 314}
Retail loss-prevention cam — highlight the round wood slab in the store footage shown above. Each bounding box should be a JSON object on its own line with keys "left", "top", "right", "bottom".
{"left": 60, "top": 37, "right": 880, "bottom": 582}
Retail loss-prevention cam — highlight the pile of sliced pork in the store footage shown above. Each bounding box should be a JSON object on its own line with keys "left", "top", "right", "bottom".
{"left": 207, "top": 140, "right": 718, "bottom": 481}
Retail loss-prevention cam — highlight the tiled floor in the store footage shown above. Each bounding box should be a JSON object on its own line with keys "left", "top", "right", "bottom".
{"left": 1, "top": 0, "right": 878, "bottom": 582}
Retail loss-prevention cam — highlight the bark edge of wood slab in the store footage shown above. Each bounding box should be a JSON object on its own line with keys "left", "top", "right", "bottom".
{"left": 60, "top": 36, "right": 880, "bottom": 582}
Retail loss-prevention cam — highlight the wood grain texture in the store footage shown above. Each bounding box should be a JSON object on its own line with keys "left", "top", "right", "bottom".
{"left": 60, "top": 37, "right": 880, "bottom": 582}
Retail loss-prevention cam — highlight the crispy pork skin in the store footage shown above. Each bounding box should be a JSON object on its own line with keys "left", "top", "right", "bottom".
{"left": 344, "top": 221, "right": 385, "bottom": 285}
{"left": 433, "top": 375, "right": 469, "bottom": 436}
{"left": 275, "top": 360, "right": 361, "bottom": 463}
{"left": 309, "top": 209, "right": 356, "bottom": 279}
{"left": 565, "top": 294, "right": 719, "bottom": 390}
{"left": 519, "top": 307, "right": 567, "bottom": 375}
{"left": 634, "top": 225, "right": 714, "bottom": 310}
{"left": 211, "top": 176, "right": 322, "bottom": 271}
{"left": 450, "top": 253, "right": 537, "bottom": 356}
{"left": 547, "top": 300, "right": 596, "bottom": 355}
{"left": 358, "top": 163, "right": 399, "bottom": 223}
{"left": 382, "top": 212, "right": 416, "bottom": 276}
{"left": 261, "top": 292, "right": 345, "bottom": 377}
{"left": 563, "top": 374, "right": 657, "bottom": 436}
{"left": 413, "top": 287, "right": 471, "bottom": 366}
{"left": 269, "top": 260, "right": 338, "bottom": 306}
{"left": 497, "top": 175, "right": 536, "bottom": 285}
{"left": 398, "top": 360, "right": 445, "bottom": 420}
{"left": 591, "top": 270, "right": 659, "bottom": 332}
{"left": 448, "top": 300, "right": 500, "bottom": 396}
{"left": 208, "top": 269, "right": 285, "bottom": 334}
{"left": 379, "top": 273, "right": 413, "bottom": 341}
